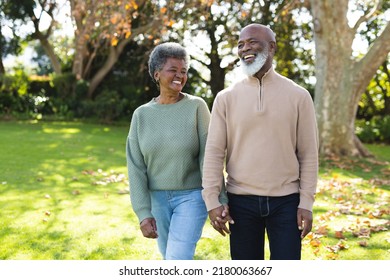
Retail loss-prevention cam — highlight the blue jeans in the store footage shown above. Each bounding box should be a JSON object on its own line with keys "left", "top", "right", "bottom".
{"left": 150, "top": 188, "right": 207, "bottom": 260}
{"left": 228, "top": 192, "right": 301, "bottom": 260}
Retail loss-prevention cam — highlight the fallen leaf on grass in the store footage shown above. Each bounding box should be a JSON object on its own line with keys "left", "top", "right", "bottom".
{"left": 368, "top": 209, "right": 386, "bottom": 218}
{"left": 326, "top": 240, "right": 349, "bottom": 253}
{"left": 82, "top": 170, "right": 96, "bottom": 175}
{"left": 358, "top": 240, "right": 368, "bottom": 247}
{"left": 315, "top": 224, "right": 328, "bottom": 235}
{"left": 326, "top": 252, "right": 339, "bottom": 260}
{"left": 310, "top": 239, "right": 321, "bottom": 247}
{"left": 313, "top": 248, "right": 320, "bottom": 256}
{"left": 117, "top": 189, "right": 129, "bottom": 194}
{"left": 335, "top": 230, "right": 345, "bottom": 239}
{"left": 370, "top": 225, "right": 388, "bottom": 233}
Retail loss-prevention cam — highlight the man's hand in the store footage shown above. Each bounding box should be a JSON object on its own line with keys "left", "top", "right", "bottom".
{"left": 209, "top": 205, "right": 234, "bottom": 236}
{"left": 297, "top": 208, "right": 312, "bottom": 239}
{"left": 140, "top": 217, "right": 158, "bottom": 239}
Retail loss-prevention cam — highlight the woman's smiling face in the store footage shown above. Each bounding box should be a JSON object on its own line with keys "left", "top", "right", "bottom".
{"left": 155, "top": 58, "right": 188, "bottom": 93}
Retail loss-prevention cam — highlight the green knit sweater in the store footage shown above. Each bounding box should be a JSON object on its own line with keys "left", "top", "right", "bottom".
{"left": 126, "top": 93, "right": 210, "bottom": 223}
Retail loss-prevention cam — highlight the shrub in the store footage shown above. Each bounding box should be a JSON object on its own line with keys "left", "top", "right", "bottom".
{"left": 356, "top": 115, "right": 390, "bottom": 143}
{"left": 51, "top": 73, "right": 77, "bottom": 100}
{"left": 94, "top": 89, "right": 126, "bottom": 123}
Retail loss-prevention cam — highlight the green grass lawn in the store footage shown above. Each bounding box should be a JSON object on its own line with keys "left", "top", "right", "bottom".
{"left": 0, "top": 120, "right": 389, "bottom": 260}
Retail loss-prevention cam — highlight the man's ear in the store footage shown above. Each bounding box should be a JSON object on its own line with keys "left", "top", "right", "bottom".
{"left": 269, "top": 41, "right": 277, "bottom": 55}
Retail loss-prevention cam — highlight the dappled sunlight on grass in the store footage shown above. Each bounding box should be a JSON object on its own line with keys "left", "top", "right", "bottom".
{"left": 42, "top": 127, "right": 81, "bottom": 134}
{"left": 0, "top": 120, "right": 389, "bottom": 260}
{"left": 0, "top": 121, "right": 137, "bottom": 259}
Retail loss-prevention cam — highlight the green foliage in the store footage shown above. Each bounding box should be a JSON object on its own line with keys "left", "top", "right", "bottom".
{"left": 0, "top": 68, "right": 29, "bottom": 95}
{"left": 356, "top": 115, "right": 390, "bottom": 144}
{"left": 0, "top": 0, "right": 387, "bottom": 137}
{"left": 51, "top": 73, "right": 77, "bottom": 100}
{"left": 94, "top": 90, "right": 127, "bottom": 123}
{"left": 79, "top": 90, "right": 127, "bottom": 123}
{"left": 357, "top": 60, "right": 390, "bottom": 119}
{"left": 0, "top": 0, "right": 36, "bottom": 64}
{"left": 0, "top": 70, "right": 30, "bottom": 116}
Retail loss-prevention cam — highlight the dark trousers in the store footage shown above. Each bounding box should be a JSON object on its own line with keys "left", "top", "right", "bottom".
{"left": 228, "top": 192, "right": 301, "bottom": 260}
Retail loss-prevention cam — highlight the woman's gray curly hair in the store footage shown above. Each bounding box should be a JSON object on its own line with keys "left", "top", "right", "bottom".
{"left": 148, "top": 42, "right": 190, "bottom": 84}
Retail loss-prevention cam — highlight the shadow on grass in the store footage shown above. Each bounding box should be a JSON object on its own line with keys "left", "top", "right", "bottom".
{"left": 0, "top": 121, "right": 146, "bottom": 260}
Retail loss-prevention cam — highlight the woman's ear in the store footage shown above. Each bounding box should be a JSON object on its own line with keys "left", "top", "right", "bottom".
{"left": 154, "top": 72, "right": 159, "bottom": 82}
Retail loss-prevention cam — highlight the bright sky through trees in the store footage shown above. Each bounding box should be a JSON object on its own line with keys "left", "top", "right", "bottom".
{"left": 2, "top": 1, "right": 388, "bottom": 74}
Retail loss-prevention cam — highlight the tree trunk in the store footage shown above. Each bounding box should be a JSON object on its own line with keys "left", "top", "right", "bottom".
{"left": 86, "top": 40, "right": 128, "bottom": 99}
{"left": 71, "top": 0, "right": 95, "bottom": 80}
{"left": 0, "top": 58, "right": 5, "bottom": 74}
{"left": 30, "top": 30, "right": 63, "bottom": 75}
{"left": 29, "top": 2, "right": 62, "bottom": 75}
{"left": 39, "top": 36, "right": 62, "bottom": 75}
{"left": 310, "top": 0, "right": 390, "bottom": 157}
{"left": 207, "top": 26, "right": 226, "bottom": 98}
{"left": 86, "top": 22, "right": 160, "bottom": 99}
{"left": 0, "top": 25, "right": 5, "bottom": 74}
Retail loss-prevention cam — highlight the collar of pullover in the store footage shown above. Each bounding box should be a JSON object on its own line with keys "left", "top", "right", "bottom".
{"left": 245, "top": 66, "right": 276, "bottom": 85}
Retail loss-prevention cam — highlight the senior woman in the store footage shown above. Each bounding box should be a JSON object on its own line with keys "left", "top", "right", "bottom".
{"left": 126, "top": 42, "right": 210, "bottom": 260}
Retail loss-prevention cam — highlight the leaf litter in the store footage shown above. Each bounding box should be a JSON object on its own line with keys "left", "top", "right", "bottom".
{"left": 304, "top": 164, "right": 389, "bottom": 259}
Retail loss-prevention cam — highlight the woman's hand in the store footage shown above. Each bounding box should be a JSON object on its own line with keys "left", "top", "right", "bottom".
{"left": 140, "top": 217, "right": 158, "bottom": 239}
{"left": 209, "top": 205, "right": 234, "bottom": 236}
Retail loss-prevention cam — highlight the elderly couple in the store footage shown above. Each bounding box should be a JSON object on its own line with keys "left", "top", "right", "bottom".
{"left": 126, "top": 23, "right": 318, "bottom": 260}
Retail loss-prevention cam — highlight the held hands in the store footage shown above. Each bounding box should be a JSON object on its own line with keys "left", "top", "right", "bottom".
{"left": 140, "top": 217, "right": 158, "bottom": 239}
{"left": 209, "top": 205, "right": 234, "bottom": 236}
{"left": 297, "top": 208, "right": 313, "bottom": 239}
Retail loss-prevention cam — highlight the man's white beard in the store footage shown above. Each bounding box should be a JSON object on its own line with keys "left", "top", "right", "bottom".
{"left": 240, "top": 49, "right": 268, "bottom": 77}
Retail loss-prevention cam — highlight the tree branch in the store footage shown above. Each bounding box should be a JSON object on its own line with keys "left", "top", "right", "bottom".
{"left": 352, "top": 0, "right": 382, "bottom": 33}
{"left": 87, "top": 19, "right": 161, "bottom": 98}
{"left": 353, "top": 21, "right": 390, "bottom": 95}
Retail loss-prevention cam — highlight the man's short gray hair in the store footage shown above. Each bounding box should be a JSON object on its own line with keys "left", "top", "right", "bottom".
{"left": 148, "top": 42, "right": 190, "bottom": 84}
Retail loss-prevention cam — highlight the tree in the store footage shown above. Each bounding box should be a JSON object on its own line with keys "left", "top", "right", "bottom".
{"left": 70, "top": 0, "right": 163, "bottom": 99}
{"left": 29, "top": 0, "right": 63, "bottom": 74}
{"left": 0, "top": 0, "right": 64, "bottom": 75}
{"left": 309, "top": 0, "right": 390, "bottom": 157}
{"left": 357, "top": 2, "right": 390, "bottom": 119}
{"left": 0, "top": 0, "right": 31, "bottom": 74}
{"left": 167, "top": 0, "right": 314, "bottom": 103}
{"left": 358, "top": 58, "right": 390, "bottom": 119}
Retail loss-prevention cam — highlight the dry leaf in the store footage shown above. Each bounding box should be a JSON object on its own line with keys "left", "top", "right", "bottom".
{"left": 335, "top": 230, "right": 345, "bottom": 239}
{"left": 310, "top": 239, "right": 321, "bottom": 247}
{"left": 358, "top": 240, "right": 368, "bottom": 247}
{"left": 315, "top": 225, "right": 328, "bottom": 235}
